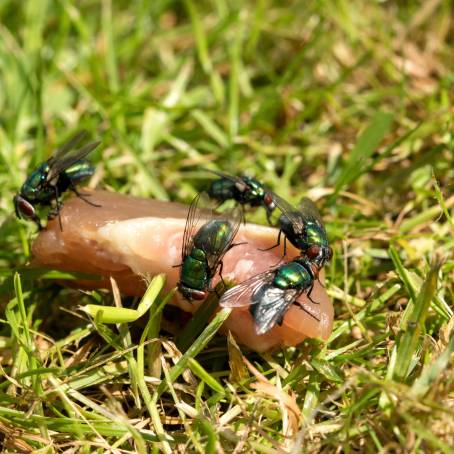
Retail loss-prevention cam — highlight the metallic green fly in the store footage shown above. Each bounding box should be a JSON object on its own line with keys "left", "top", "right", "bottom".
{"left": 13, "top": 131, "right": 100, "bottom": 230}
{"left": 266, "top": 194, "right": 332, "bottom": 269}
{"left": 177, "top": 192, "right": 243, "bottom": 301}
{"left": 206, "top": 170, "right": 276, "bottom": 223}
{"left": 220, "top": 255, "right": 320, "bottom": 335}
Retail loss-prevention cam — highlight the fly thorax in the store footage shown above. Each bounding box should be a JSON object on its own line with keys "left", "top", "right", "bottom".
{"left": 239, "top": 177, "right": 264, "bottom": 205}
{"left": 21, "top": 165, "right": 51, "bottom": 201}
{"left": 21, "top": 183, "right": 38, "bottom": 200}
{"left": 274, "top": 261, "right": 310, "bottom": 289}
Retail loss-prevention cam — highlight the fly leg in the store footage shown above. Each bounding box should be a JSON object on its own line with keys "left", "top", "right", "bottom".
{"left": 241, "top": 206, "right": 246, "bottom": 226}
{"left": 217, "top": 260, "right": 227, "bottom": 290}
{"left": 259, "top": 229, "right": 281, "bottom": 251}
{"left": 265, "top": 202, "right": 278, "bottom": 226}
{"left": 227, "top": 241, "right": 247, "bottom": 251}
{"left": 207, "top": 277, "right": 223, "bottom": 298}
{"left": 69, "top": 180, "right": 101, "bottom": 207}
{"left": 265, "top": 208, "right": 273, "bottom": 226}
{"left": 294, "top": 301, "right": 320, "bottom": 321}
{"left": 259, "top": 230, "right": 286, "bottom": 266}
{"left": 306, "top": 284, "right": 319, "bottom": 305}
{"left": 259, "top": 230, "right": 287, "bottom": 257}
{"left": 52, "top": 185, "right": 63, "bottom": 231}
{"left": 32, "top": 214, "right": 43, "bottom": 231}
{"left": 213, "top": 259, "right": 234, "bottom": 295}
{"left": 213, "top": 241, "right": 247, "bottom": 293}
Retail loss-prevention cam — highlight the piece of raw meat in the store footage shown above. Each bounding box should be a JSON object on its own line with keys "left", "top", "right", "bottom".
{"left": 32, "top": 190, "right": 333, "bottom": 352}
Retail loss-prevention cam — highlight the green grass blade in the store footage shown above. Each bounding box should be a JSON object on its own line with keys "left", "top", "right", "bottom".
{"left": 82, "top": 274, "right": 166, "bottom": 323}
{"left": 155, "top": 308, "right": 231, "bottom": 397}
{"left": 331, "top": 111, "right": 394, "bottom": 198}
{"left": 192, "top": 110, "right": 229, "bottom": 148}
{"left": 184, "top": 0, "right": 224, "bottom": 104}
{"left": 188, "top": 358, "right": 225, "bottom": 394}
{"left": 101, "top": 0, "right": 119, "bottom": 92}
{"left": 175, "top": 290, "right": 220, "bottom": 351}
{"left": 388, "top": 245, "right": 417, "bottom": 302}
{"left": 410, "top": 332, "right": 454, "bottom": 398}
{"left": 228, "top": 26, "right": 242, "bottom": 142}
{"left": 394, "top": 259, "right": 441, "bottom": 381}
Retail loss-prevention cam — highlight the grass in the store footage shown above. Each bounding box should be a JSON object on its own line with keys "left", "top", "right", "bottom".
{"left": 0, "top": 0, "right": 453, "bottom": 452}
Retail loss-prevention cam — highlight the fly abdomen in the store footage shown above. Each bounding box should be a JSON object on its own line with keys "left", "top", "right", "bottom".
{"left": 193, "top": 220, "right": 233, "bottom": 253}
{"left": 65, "top": 161, "right": 95, "bottom": 184}
{"left": 207, "top": 179, "right": 236, "bottom": 202}
{"left": 56, "top": 161, "right": 95, "bottom": 195}
{"left": 181, "top": 248, "right": 209, "bottom": 291}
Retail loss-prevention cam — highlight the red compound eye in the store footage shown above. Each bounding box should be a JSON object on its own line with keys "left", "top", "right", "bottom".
{"left": 191, "top": 289, "right": 208, "bottom": 300}
{"left": 264, "top": 193, "right": 274, "bottom": 206}
{"left": 15, "top": 197, "right": 36, "bottom": 218}
{"left": 306, "top": 245, "right": 320, "bottom": 259}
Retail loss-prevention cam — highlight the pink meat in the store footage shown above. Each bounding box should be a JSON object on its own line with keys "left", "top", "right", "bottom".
{"left": 31, "top": 190, "right": 333, "bottom": 352}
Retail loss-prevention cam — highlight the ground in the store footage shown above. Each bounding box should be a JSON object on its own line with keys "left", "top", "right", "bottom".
{"left": 0, "top": 1, "right": 453, "bottom": 452}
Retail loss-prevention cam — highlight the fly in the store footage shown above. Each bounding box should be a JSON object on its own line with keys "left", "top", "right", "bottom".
{"left": 13, "top": 131, "right": 100, "bottom": 230}
{"left": 206, "top": 170, "right": 276, "bottom": 223}
{"left": 220, "top": 255, "right": 320, "bottom": 335}
{"left": 177, "top": 192, "right": 243, "bottom": 301}
{"left": 266, "top": 194, "right": 332, "bottom": 268}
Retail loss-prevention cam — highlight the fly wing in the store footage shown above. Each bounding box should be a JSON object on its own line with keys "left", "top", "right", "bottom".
{"left": 299, "top": 197, "right": 327, "bottom": 234}
{"left": 219, "top": 269, "right": 277, "bottom": 308}
{"left": 250, "top": 285, "right": 302, "bottom": 335}
{"left": 50, "top": 131, "right": 88, "bottom": 160}
{"left": 205, "top": 204, "right": 243, "bottom": 271}
{"left": 47, "top": 139, "right": 100, "bottom": 182}
{"left": 181, "top": 191, "right": 215, "bottom": 261}
{"left": 204, "top": 169, "right": 249, "bottom": 192}
{"left": 270, "top": 193, "right": 305, "bottom": 235}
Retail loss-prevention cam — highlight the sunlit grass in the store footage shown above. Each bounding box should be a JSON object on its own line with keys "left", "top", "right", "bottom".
{"left": 0, "top": 0, "right": 453, "bottom": 452}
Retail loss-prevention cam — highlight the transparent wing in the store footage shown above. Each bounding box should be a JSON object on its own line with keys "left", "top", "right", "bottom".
{"left": 47, "top": 140, "right": 100, "bottom": 182}
{"left": 181, "top": 191, "right": 215, "bottom": 261}
{"left": 204, "top": 169, "right": 249, "bottom": 192}
{"left": 205, "top": 204, "right": 243, "bottom": 271}
{"left": 219, "top": 269, "right": 277, "bottom": 308}
{"left": 51, "top": 131, "right": 87, "bottom": 160}
{"left": 251, "top": 285, "right": 302, "bottom": 335}
{"left": 299, "top": 197, "right": 327, "bottom": 233}
{"left": 270, "top": 192, "right": 305, "bottom": 235}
